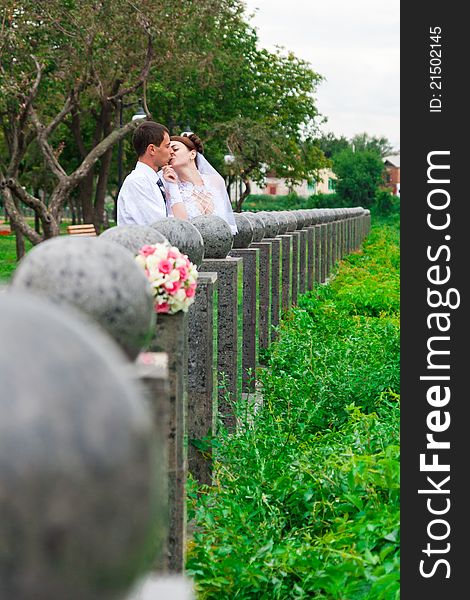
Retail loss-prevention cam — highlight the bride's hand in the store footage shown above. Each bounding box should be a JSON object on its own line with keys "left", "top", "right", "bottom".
{"left": 162, "top": 165, "right": 178, "bottom": 183}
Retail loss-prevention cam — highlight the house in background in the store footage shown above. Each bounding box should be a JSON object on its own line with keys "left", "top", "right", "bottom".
{"left": 383, "top": 155, "right": 400, "bottom": 196}
{"left": 249, "top": 168, "right": 337, "bottom": 197}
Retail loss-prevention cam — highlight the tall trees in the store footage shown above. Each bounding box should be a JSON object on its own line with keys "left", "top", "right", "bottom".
{"left": 146, "top": 15, "right": 329, "bottom": 211}
{"left": 350, "top": 132, "right": 396, "bottom": 157}
{"left": 333, "top": 149, "right": 385, "bottom": 208}
{"left": 1, "top": 1, "right": 161, "bottom": 243}
{"left": 1, "top": 0, "right": 327, "bottom": 245}
{"left": 0, "top": 0, "right": 245, "bottom": 247}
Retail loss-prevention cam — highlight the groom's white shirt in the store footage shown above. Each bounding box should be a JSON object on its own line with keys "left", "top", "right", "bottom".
{"left": 117, "top": 161, "right": 178, "bottom": 226}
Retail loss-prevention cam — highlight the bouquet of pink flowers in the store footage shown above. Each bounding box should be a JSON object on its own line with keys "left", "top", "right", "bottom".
{"left": 135, "top": 243, "right": 198, "bottom": 314}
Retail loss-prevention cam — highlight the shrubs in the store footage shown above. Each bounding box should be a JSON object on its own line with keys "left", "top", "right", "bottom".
{"left": 187, "top": 217, "right": 400, "bottom": 599}
{"left": 240, "top": 192, "right": 343, "bottom": 212}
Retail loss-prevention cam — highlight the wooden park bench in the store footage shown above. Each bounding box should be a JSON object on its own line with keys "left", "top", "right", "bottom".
{"left": 66, "top": 224, "right": 97, "bottom": 237}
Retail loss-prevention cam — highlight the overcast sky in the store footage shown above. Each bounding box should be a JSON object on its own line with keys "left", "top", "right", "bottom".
{"left": 243, "top": 0, "right": 400, "bottom": 151}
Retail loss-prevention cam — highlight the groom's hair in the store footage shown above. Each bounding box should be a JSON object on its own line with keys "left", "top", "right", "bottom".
{"left": 133, "top": 121, "right": 169, "bottom": 156}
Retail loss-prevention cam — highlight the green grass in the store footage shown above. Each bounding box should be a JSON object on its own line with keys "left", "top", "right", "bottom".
{"left": 186, "top": 215, "right": 400, "bottom": 599}
{"left": 0, "top": 234, "right": 33, "bottom": 281}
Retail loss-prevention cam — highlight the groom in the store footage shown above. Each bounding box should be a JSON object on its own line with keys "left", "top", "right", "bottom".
{"left": 117, "top": 120, "right": 179, "bottom": 226}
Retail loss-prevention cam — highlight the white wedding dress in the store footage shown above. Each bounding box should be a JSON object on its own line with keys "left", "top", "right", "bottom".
{"left": 161, "top": 154, "right": 238, "bottom": 234}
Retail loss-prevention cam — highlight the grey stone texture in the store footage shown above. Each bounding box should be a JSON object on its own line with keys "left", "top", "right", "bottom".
{"left": 11, "top": 236, "right": 155, "bottom": 361}
{"left": 232, "top": 213, "right": 254, "bottom": 248}
{"left": 242, "top": 212, "right": 265, "bottom": 242}
{"left": 314, "top": 224, "right": 322, "bottom": 284}
{"left": 326, "top": 222, "right": 334, "bottom": 275}
{"left": 273, "top": 211, "right": 289, "bottom": 234}
{"left": 280, "top": 211, "right": 297, "bottom": 232}
{"left": 263, "top": 237, "right": 281, "bottom": 340}
{"left": 306, "top": 226, "right": 316, "bottom": 290}
{"left": 99, "top": 224, "right": 168, "bottom": 255}
{"left": 151, "top": 218, "right": 204, "bottom": 267}
{"left": 341, "top": 218, "right": 348, "bottom": 257}
{"left": 0, "top": 292, "right": 163, "bottom": 600}
{"left": 257, "top": 211, "right": 280, "bottom": 238}
{"left": 201, "top": 257, "right": 242, "bottom": 428}
{"left": 191, "top": 214, "right": 233, "bottom": 259}
{"left": 127, "top": 575, "right": 195, "bottom": 600}
{"left": 249, "top": 241, "right": 272, "bottom": 353}
{"left": 277, "top": 234, "right": 292, "bottom": 310}
{"left": 298, "top": 228, "right": 308, "bottom": 295}
{"left": 292, "top": 210, "right": 306, "bottom": 229}
{"left": 187, "top": 272, "right": 218, "bottom": 486}
{"left": 320, "top": 223, "right": 328, "bottom": 282}
{"left": 291, "top": 231, "right": 300, "bottom": 305}
{"left": 148, "top": 312, "right": 189, "bottom": 573}
{"left": 229, "top": 248, "right": 259, "bottom": 392}
{"left": 134, "top": 352, "right": 170, "bottom": 571}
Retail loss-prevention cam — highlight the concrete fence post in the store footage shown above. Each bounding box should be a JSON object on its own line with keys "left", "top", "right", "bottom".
{"left": 187, "top": 272, "right": 218, "bottom": 486}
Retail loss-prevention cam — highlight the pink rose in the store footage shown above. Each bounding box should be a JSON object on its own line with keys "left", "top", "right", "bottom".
{"left": 185, "top": 286, "right": 196, "bottom": 298}
{"left": 156, "top": 301, "right": 170, "bottom": 313}
{"left": 158, "top": 259, "right": 174, "bottom": 274}
{"left": 140, "top": 245, "right": 156, "bottom": 257}
{"left": 178, "top": 265, "right": 189, "bottom": 280}
{"left": 164, "top": 280, "right": 182, "bottom": 294}
{"left": 167, "top": 249, "right": 180, "bottom": 260}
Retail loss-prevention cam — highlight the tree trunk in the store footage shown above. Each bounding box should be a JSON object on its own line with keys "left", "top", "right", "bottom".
{"left": 79, "top": 170, "right": 95, "bottom": 224}
{"left": 235, "top": 177, "right": 251, "bottom": 212}
{"left": 93, "top": 146, "right": 113, "bottom": 233}
{"left": 13, "top": 226, "right": 25, "bottom": 260}
{"left": 2, "top": 187, "right": 42, "bottom": 246}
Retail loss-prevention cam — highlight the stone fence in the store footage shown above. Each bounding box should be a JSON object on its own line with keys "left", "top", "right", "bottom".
{"left": 1, "top": 207, "right": 370, "bottom": 599}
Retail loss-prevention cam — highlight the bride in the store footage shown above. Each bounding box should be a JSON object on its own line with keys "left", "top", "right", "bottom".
{"left": 161, "top": 132, "right": 238, "bottom": 234}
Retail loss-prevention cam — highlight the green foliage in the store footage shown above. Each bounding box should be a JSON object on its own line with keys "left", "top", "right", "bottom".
{"left": 1, "top": 0, "right": 328, "bottom": 235}
{"left": 241, "top": 193, "right": 340, "bottom": 212}
{"left": 333, "top": 149, "right": 386, "bottom": 208}
{"left": 350, "top": 133, "right": 396, "bottom": 158}
{"left": 373, "top": 190, "right": 400, "bottom": 217}
{"left": 315, "top": 132, "right": 396, "bottom": 160}
{"left": 315, "top": 132, "right": 351, "bottom": 159}
{"left": 187, "top": 218, "right": 400, "bottom": 598}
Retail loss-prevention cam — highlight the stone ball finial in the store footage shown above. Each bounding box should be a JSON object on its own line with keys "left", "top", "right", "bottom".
{"left": 242, "top": 212, "right": 265, "bottom": 242}
{"left": 151, "top": 218, "right": 204, "bottom": 267}
{"left": 99, "top": 225, "right": 168, "bottom": 255}
{"left": 0, "top": 292, "right": 164, "bottom": 600}
{"left": 279, "top": 211, "right": 297, "bottom": 232}
{"left": 232, "top": 213, "right": 254, "bottom": 248}
{"left": 257, "top": 211, "right": 280, "bottom": 238}
{"left": 273, "top": 211, "right": 290, "bottom": 234}
{"left": 10, "top": 237, "right": 155, "bottom": 361}
{"left": 292, "top": 210, "right": 306, "bottom": 229}
{"left": 190, "top": 214, "right": 233, "bottom": 259}
{"left": 302, "top": 210, "right": 314, "bottom": 227}
{"left": 309, "top": 209, "right": 321, "bottom": 225}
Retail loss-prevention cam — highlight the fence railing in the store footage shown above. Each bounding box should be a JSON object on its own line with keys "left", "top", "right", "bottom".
{"left": 2, "top": 206, "right": 370, "bottom": 599}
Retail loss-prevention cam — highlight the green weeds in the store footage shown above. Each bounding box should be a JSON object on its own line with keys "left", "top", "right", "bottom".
{"left": 191, "top": 217, "right": 400, "bottom": 598}
{"left": 187, "top": 218, "right": 400, "bottom": 598}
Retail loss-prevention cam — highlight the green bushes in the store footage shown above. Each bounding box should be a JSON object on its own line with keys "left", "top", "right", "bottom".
{"left": 187, "top": 218, "right": 400, "bottom": 598}
{"left": 240, "top": 193, "right": 341, "bottom": 212}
